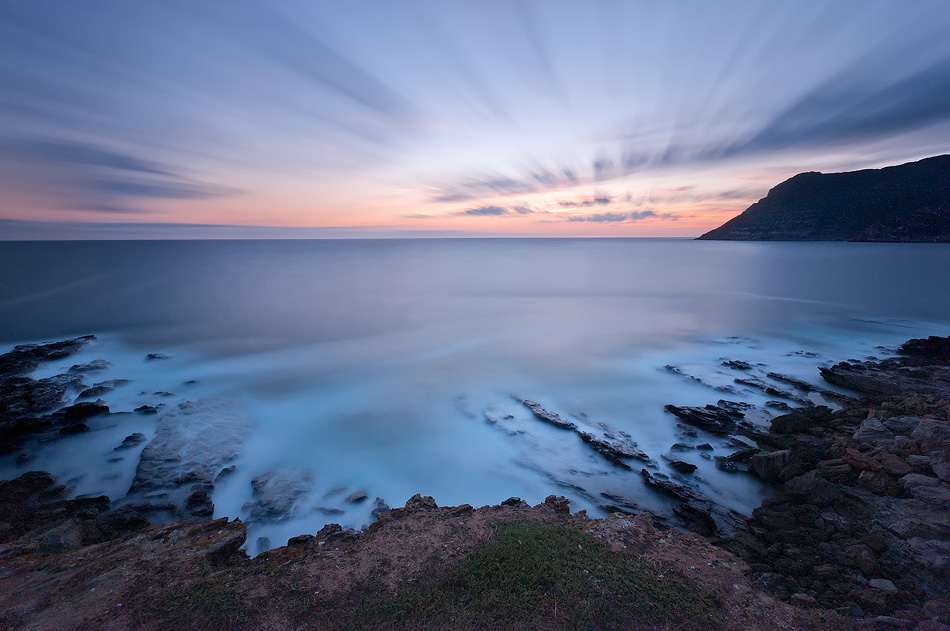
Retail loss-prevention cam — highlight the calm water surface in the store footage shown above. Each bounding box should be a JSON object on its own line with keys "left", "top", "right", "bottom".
{"left": 2, "top": 238, "right": 949, "bottom": 551}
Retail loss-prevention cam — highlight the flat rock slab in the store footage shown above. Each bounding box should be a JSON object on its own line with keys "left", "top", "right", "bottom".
{"left": 243, "top": 468, "right": 312, "bottom": 523}
{"left": 129, "top": 398, "right": 252, "bottom": 514}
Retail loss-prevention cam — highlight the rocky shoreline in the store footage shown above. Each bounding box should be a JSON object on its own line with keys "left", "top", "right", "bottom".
{"left": 1, "top": 335, "right": 948, "bottom": 630}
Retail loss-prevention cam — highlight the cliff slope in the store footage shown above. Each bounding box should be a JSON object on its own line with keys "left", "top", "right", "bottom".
{"left": 697, "top": 155, "right": 950, "bottom": 241}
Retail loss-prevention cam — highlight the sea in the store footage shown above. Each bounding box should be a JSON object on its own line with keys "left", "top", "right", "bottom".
{"left": 2, "top": 238, "right": 949, "bottom": 553}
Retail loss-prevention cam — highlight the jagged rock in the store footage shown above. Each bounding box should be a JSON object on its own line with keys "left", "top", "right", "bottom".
{"left": 640, "top": 469, "right": 695, "bottom": 502}
{"left": 371, "top": 497, "right": 391, "bottom": 519}
{"left": 243, "top": 468, "right": 312, "bottom": 522}
{"left": 501, "top": 497, "right": 528, "bottom": 507}
{"left": 784, "top": 472, "right": 839, "bottom": 505}
{"left": 114, "top": 433, "right": 146, "bottom": 451}
{"left": 722, "top": 360, "right": 752, "bottom": 371}
{"left": 186, "top": 490, "right": 214, "bottom": 517}
{"left": 145, "top": 352, "right": 171, "bottom": 361}
{"left": 515, "top": 398, "right": 577, "bottom": 430}
{"left": 134, "top": 404, "right": 159, "bottom": 415}
{"left": 0, "top": 335, "right": 95, "bottom": 376}
{"left": 60, "top": 401, "right": 109, "bottom": 423}
{"left": 405, "top": 493, "right": 437, "bottom": 511}
{"left": 735, "top": 376, "right": 814, "bottom": 406}
{"left": 345, "top": 491, "right": 368, "bottom": 504}
{"left": 664, "top": 403, "right": 740, "bottom": 435}
{"left": 668, "top": 460, "right": 697, "bottom": 474}
{"left": 128, "top": 398, "right": 252, "bottom": 515}
{"left": 854, "top": 418, "right": 896, "bottom": 446}
{"left": 770, "top": 406, "right": 835, "bottom": 434}
{"left": 750, "top": 450, "right": 791, "bottom": 483}
{"left": 77, "top": 385, "right": 113, "bottom": 400}
{"left": 67, "top": 359, "right": 111, "bottom": 374}
{"left": 899, "top": 336, "right": 950, "bottom": 362}
{"left": 766, "top": 373, "right": 816, "bottom": 392}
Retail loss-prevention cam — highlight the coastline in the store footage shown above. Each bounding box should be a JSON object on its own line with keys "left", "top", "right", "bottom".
{"left": 1, "top": 336, "right": 949, "bottom": 629}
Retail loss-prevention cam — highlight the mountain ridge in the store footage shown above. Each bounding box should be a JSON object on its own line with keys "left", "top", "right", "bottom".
{"left": 697, "top": 155, "right": 950, "bottom": 241}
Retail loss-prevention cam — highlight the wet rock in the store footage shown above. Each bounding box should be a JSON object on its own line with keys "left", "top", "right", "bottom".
{"left": 664, "top": 403, "right": 740, "bottom": 435}
{"left": 405, "top": 493, "right": 437, "bottom": 511}
{"left": 134, "top": 404, "right": 159, "bottom": 415}
{"left": 145, "top": 352, "right": 171, "bottom": 361}
{"left": 67, "top": 359, "right": 111, "bottom": 374}
{"left": 854, "top": 418, "right": 896, "bottom": 446}
{"left": 215, "top": 465, "right": 236, "bottom": 482}
{"left": 669, "top": 442, "right": 695, "bottom": 452}
{"left": 735, "top": 376, "right": 813, "bottom": 406}
{"left": 243, "top": 468, "right": 312, "bottom": 522}
{"left": 721, "top": 359, "right": 752, "bottom": 371}
{"left": 185, "top": 490, "right": 214, "bottom": 517}
{"left": 114, "top": 433, "right": 147, "bottom": 451}
{"left": 667, "top": 460, "right": 697, "bottom": 474}
{"left": 77, "top": 385, "right": 113, "bottom": 400}
{"left": 345, "top": 491, "right": 368, "bottom": 504}
{"left": 314, "top": 506, "right": 344, "bottom": 515}
{"left": 784, "top": 471, "right": 839, "bottom": 505}
{"left": 128, "top": 398, "right": 252, "bottom": 515}
{"left": 750, "top": 450, "right": 791, "bottom": 483}
{"left": 371, "top": 497, "right": 391, "bottom": 519}
{"left": 0, "top": 335, "right": 95, "bottom": 376}
{"left": 899, "top": 336, "right": 950, "bottom": 362}
{"left": 60, "top": 401, "right": 109, "bottom": 423}
{"left": 767, "top": 372, "right": 817, "bottom": 392}
{"left": 695, "top": 442, "right": 714, "bottom": 451}
{"left": 516, "top": 398, "right": 577, "bottom": 430}
{"left": 770, "top": 406, "right": 835, "bottom": 434}
{"left": 640, "top": 468, "right": 695, "bottom": 502}
{"left": 765, "top": 400, "right": 794, "bottom": 412}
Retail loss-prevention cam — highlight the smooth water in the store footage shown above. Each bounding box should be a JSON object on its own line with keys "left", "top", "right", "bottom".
{"left": 2, "top": 238, "right": 949, "bottom": 552}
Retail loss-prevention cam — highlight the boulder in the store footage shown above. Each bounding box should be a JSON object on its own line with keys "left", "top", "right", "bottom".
{"left": 242, "top": 468, "right": 312, "bottom": 522}
{"left": 854, "top": 418, "right": 896, "bottom": 446}
{"left": 784, "top": 472, "right": 839, "bottom": 505}
{"left": 750, "top": 450, "right": 791, "bottom": 483}
{"left": 128, "top": 398, "right": 252, "bottom": 515}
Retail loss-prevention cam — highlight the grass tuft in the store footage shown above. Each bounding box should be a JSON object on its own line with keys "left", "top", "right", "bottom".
{"left": 352, "top": 520, "right": 724, "bottom": 630}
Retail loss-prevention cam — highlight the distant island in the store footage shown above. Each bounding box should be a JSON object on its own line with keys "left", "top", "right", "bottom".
{"left": 697, "top": 154, "right": 950, "bottom": 241}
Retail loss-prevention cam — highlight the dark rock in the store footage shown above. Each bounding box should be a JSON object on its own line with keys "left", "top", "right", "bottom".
{"left": 114, "top": 433, "right": 146, "bottom": 451}
{"left": 735, "top": 376, "right": 814, "bottom": 406}
{"left": 767, "top": 372, "right": 817, "bottom": 392}
{"left": 0, "top": 335, "right": 95, "bottom": 376}
{"left": 134, "top": 404, "right": 159, "bottom": 415}
{"left": 543, "top": 495, "right": 571, "bottom": 517}
{"left": 516, "top": 398, "right": 576, "bottom": 430}
{"left": 77, "top": 385, "right": 113, "bottom": 400}
{"left": 501, "top": 497, "right": 527, "bottom": 507}
{"left": 669, "top": 442, "right": 695, "bottom": 452}
{"left": 243, "top": 468, "right": 312, "bottom": 522}
{"left": 750, "top": 450, "right": 792, "bottom": 483}
{"left": 721, "top": 359, "right": 752, "bottom": 371}
{"left": 695, "top": 443, "right": 713, "bottom": 451}
{"left": 186, "top": 490, "right": 214, "bottom": 517}
{"left": 696, "top": 155, "right": 950, "bottom": 242}
{"left": 664, "top": 403, "right": 740, "bottom": 435}
{"left": 667, "top": 460, "right": 697, "bottom": 474}
{"left": 371, "top": 497, "right": 391, "bottom": 519}
{"left": 899, "top": 336, "right": 950, "bottom": 362}
{"left": 770, "top": 406, "right": 835, "bottom": 434}
{"left": 314, "top": 506, "right": 344, "bottom": 515}
{"left": 67, "top": 359, "right": 111, "bottom": 374}
{"left": 640, "top": 469, "right": 695, "bottom": 502}
{"left": 61, "top": 401, "right": 109, "bottom": 423}
{"left": 785, "top": 472, "right": 839, "bottom": 505}
{"left": 405, "top": 493, "right": 437, "bottom": 511}
{"left": 145, "top": 353, "right": 171, "bottom": 361}
{"left": 345, "top": 491, "right": 368, "bottom": 504}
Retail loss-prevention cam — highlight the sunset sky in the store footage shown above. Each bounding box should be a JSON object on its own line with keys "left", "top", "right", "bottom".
{"left": 1, "top": 0, "right": 949, "bottom": 239}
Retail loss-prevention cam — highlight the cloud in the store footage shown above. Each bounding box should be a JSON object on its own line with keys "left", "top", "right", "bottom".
{"left": 0, "top": 136, "right": 242, "bottom": 212}
{"left": 566, "top": 210, "right": 657, "bottom": 223}
{"left": 457, "top": 205, "right": 510, "bottom": 216}
{"left": 558, "top": 196, "right": 611, "bottom": 208}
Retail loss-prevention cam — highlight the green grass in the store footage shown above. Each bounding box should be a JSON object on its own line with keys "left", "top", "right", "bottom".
{"left": 351, "top": 521, "right": 724, "bottom": 631}
{"left": 134, "top": 578, "right": 251, "bottom": 630}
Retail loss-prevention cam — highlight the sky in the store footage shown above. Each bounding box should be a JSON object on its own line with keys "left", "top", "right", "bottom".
{"left": 1, "top": 0, "right": 949, "bottom": 239}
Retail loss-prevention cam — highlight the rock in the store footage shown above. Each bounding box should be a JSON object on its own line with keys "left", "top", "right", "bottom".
{"left": 67, "top": 359, "right": 111, "bottom": 374}
{"left": 501, "top": 497, "right": 527, "bottom": 507}
{"left": 914, "top": 622, "right": 950, "bottom": 631}
{"left": 664, "top": 403, "right": 740, "bottom": 435}
{"left": 344, "top": 491, "right": 368, "bottom": 504}
{"left": 145, "top": 353, "right": 171, "bottom": 361}
{"left": 243, "top": 468, "right": 312, "bottom": 522}
{"left": 405, "top": 494, "right": 437, "bottom": 511}
{"left": 883, "top": 417, "right": 923, "bottom": 436}
{"left": 543, "top": 495, "right": 571, "bottom": 517}
{"left": 908, "top": 485, "right": 950, "bottom": 506}
{"left": 134, "top": 404, "right": 159, "bottom": 415}
{"left": 669, "top": 442, "right": 695, "bottom": 452}
{"left": 60, "top": 401, "right": 109, "bottom": 423}
{"left": 114, "top": 433, "right": 146, "bottom": 451}
{"left": 77, "top": 385, "right": 114, "bottom": 400}
{"left": 640, "top": 469, "right": 695, "bottom": 502}
{"left": 877, "top": 452, "right": 912, "bottom": 477}
{"left": 770, "top": 406, "right": 835, "bottom": 434}
{"left": 128, "top": 398, "right": 252, "bottom": 515}
{"left": 899, "top": 336, "right": 950, "bottom": 362}
{"left": 790, "top": 593, "right": 817, "bottom": 607}
{"left": 855, "top": 418, "right": 896, "bottom": 446}
{"left": 516, "top": 398, "right": 576, "bottom": 430}
{"left": 314, "top": 506, "right": 344, "bottom": 515}
{"left": 371, "top": 497, "right": 391, "bottom": 519}
{"left": 0, "top": 335, "right": 95, "bottom": 376}
{"left": 667, "top": 460, "right": 697, "bottom": 474}
{"left": 721, "top": 359, "right": 753, "bottom": 371}
{"left": 765, "top": 400, "right": 794, "bottom": 412}
{"left": 846, "top": 448, "right": 882, "bottom": 473}
{"left": 734, "top": 376, "right": 814, "bottom": 406}
{"left": 750, "top": 450, "right": 791, "bottom": 483}
{"left": 869, "top": 578, "right": 898, "bottom": 592}
{"left": 906, "top": 454, "right": 934, "bottom": 473}
{"left": 784, "top": 472, "right": 839, "bottom": 505}
{"left": 185, "top": 490, "right": 214, "bottom": 517}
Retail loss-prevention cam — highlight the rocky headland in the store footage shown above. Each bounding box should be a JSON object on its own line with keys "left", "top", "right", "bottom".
{"left": 697, "top": 155, "right": 950, "bottom": 241}
{"left": 1, "top": 335, "right": 949, "bottom": 630}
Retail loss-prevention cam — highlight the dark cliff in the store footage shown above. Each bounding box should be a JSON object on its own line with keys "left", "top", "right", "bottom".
{"left": 697, "top": 155, "right": 950, "bottom": 241}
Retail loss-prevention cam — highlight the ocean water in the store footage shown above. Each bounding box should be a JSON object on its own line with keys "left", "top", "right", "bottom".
{"left": 2, "top": 238, "right": 949, "bottom": 552}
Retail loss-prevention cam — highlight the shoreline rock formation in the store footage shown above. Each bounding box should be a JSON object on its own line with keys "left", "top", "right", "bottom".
{"left": 697, "top": 155, "right": 950, "bottom": 242}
